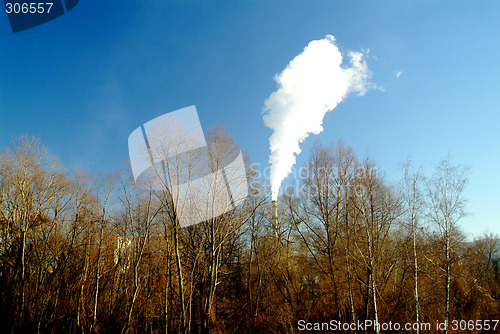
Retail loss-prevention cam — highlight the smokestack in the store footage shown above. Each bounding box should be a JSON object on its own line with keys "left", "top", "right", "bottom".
{"left": 272, "top": 200, "right": 278, "bottom": 226}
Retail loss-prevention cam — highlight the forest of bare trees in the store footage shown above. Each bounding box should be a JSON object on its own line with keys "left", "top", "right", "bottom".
{"left": 0, "top": 134, "right": 499, "bottom": 333}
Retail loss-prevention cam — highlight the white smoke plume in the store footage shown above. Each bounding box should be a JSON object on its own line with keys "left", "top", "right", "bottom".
{"left": 263, "top": 35, "right": 374, "bottom": 200}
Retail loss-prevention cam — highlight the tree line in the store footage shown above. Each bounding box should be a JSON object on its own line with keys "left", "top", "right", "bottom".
{"left": 0, "top": 134, "right": 499, "bottom": 333}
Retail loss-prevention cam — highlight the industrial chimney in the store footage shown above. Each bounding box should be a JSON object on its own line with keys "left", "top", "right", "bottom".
{"left": 272, "top": 200, "right": 278, "bottom": 226}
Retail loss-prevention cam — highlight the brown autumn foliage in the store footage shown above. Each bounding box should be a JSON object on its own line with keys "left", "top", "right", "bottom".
{"left": 0, "top": 135, "right": 499, "bottom": 333}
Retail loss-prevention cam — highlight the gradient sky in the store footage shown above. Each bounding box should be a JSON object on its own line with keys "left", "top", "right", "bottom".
{"left": 1, "top": 0, "right": 499, "bottom": 238}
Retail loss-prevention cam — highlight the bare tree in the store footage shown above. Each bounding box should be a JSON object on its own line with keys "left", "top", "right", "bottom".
{"left": 351, "top": 157, "right": 402, "bottom": 334}
{"left": 426, "top": 157, "right": 469, "bottom": 334}
{"left": 293, "top": 141, "right": 348, "bottom": 320}
{"left": 72, "top": 170, "right": 98, "bottom": 334}
{"left": 89, "top": 174, "right": 118, "bottom": 332}
{"left": 120, "top": 172, "right": 159, "bottom": 334}
{"left": 401, "top": 160, "right": 424, "bottom": 333}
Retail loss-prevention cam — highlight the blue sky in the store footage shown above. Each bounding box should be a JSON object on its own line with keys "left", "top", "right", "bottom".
{"left": 1, "top": 1, "right": 499, "bottom": 237}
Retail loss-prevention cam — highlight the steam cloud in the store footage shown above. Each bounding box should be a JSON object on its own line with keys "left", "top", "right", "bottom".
{"left": 263, "top": 35, "right": 374, "bottom": 200}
